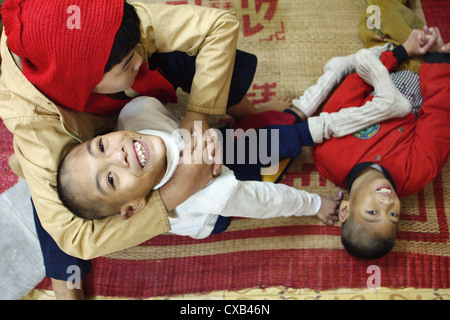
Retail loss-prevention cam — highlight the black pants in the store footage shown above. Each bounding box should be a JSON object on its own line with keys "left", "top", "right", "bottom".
{"left": 148, "top": 50, "right": 257, "bottom": 108}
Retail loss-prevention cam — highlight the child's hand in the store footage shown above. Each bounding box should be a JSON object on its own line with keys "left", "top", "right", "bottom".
{"left": 423, "top": 26, "right": 450, "bottom": 53}
{"left": 203, "top": 128, "right": 223, "bottom": 176}
{"left": 181, "top": 111, "right": 222, "bottom": 177}
{"left": 316, "top": 191, "right": 342, "bottom": 226}
{"left": 403, "top": 27, "right": 436, "bottom": 57}
{"left": 160, "top": 125, "right": 215, "bottom": 211}
{"left": 185, "top": 121, "right": 223, "bottom": 177}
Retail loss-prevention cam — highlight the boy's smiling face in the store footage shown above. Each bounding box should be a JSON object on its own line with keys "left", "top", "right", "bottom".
{"left": 339, "top": 169, "right": 401, "bottom": 239}
{"left": 62, "top": 130, "right": 167, "bottom": 219}
{"left": 92, "top": 49, "right": 143, "bottom": 94}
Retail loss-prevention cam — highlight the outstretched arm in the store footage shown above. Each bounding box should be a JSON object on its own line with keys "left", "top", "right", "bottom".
{"left": 219, "top": 180, "right": 341, "bottom": 226}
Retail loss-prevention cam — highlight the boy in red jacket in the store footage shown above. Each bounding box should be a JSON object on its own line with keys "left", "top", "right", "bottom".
{"left": 240, "top": 26, "right": 448, "bottom": 260}
{"left": 308, "top": 27, "right": 450, "bottom": 259}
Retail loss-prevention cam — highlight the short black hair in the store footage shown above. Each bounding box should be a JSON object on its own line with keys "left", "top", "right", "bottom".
{"left": 57, "top": 153, "right": 89, "bottom": 219}
{"left": 341, "top": 214, "right": 395, "bottom": 260}
{"left": 56, "top": 152, "right": 117, "bottom": 220}
{"left": 104, "top": 1, "right": 141, "bottom": 73}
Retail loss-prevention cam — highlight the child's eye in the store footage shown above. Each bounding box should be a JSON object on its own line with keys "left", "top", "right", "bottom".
{"left": 98, "top": 139, "right": 105, "bottom": 152}
{"left": 368, "top": 210, "right": 377, "bottom": 215}
{"left": 107, "top": 172, "right": 114, "bottom": 187}
{"left": 390, "top": 212, "right": 399, "bottom": 218}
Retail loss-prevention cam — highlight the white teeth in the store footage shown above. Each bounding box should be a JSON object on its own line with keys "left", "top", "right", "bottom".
{"left": 376, "top": 187, "right": 392, "bottom": 193}
{"left": 134, "top": 141, "right": 147, "bottom": 167}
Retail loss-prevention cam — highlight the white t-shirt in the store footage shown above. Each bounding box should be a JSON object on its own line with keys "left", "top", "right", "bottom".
{"left": 116, "top": 97, "right": 321, "bottom": 239}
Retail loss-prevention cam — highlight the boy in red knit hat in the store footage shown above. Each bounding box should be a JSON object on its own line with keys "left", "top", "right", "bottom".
{"left": 0, "top": 0, "right": 289, "bottom": 299}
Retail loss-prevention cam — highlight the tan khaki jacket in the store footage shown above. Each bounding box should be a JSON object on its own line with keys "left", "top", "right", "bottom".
{"left": 0, "top": 3, "right": 239, "bottom": 259}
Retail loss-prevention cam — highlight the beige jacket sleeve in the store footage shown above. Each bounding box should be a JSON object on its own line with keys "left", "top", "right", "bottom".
{"left": 134, "top": 3, "right": 240, "bottom": 115}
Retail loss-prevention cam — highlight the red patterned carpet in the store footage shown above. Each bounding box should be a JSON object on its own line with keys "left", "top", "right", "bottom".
{"left": 1, "top": 0, "right": 449, "bottom": 298}
{"left": 0, "top": 121, "right": 17, "bottom": 194}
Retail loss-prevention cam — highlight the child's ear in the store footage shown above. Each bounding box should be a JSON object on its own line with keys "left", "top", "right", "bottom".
{"left": 120, "top": 198, "right": 146, "bottom": 220}
{"left": 338, "top": 200, "right": 350, "bottom": 223}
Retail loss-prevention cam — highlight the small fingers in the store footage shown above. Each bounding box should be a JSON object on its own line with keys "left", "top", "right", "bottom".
{"left": 204, "top": 129, "right": 223, "bottom": 176}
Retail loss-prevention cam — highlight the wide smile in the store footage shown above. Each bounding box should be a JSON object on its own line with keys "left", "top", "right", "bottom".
{"left": 375, "top": 184, "right": 394, "bottom": 197}
{"left": 133, "top": 140, "right": 149, "bottom": 168}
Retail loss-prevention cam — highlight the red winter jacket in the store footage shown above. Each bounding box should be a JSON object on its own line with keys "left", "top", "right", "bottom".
{"left": 312, "top": 52, "right": 450, "bottom": 197}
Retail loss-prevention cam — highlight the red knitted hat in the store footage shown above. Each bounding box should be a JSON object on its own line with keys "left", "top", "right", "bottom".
{"left": 2, "top": 0, "right": 124, "bottom": 111}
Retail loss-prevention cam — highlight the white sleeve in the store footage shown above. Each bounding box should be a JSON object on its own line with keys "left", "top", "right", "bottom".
{"left": 306, "top": 48, "right": 411, "bottom": 144}
{"left": 116, "top": 96, "right": 181, "bottom": 134}
{"left": 219, "top": 180, "right": 322, "bottom": 219}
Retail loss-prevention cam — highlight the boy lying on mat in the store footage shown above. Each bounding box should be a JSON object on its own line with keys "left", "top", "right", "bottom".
{"left": 55, "top": 36, "right": 409, "bottom": 240}
{"left": 291, "top": 26, "right": 449, "bottom": 260}
{"left": 57, "top": 27, "right": 448, "bottom": 255}
{"left": 56, "top": 95, "right": 343, "bottom": 239}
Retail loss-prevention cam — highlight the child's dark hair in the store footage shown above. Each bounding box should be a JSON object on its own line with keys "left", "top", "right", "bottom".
{"left": 104, "top": 1, "right": 141, "bottom": 73}
{"left": 341, "top": 214, "right": 395, "bottom": 260}
{"left": 57, "top": 153, "right": 90, "bottom": 219}
{"left": 57, "top": 153, "right": 117, "bottom": 220}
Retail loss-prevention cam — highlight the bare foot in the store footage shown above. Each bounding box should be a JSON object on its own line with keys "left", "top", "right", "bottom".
{"left": 255, "top": 96, "right": 292, "bottom": 112}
